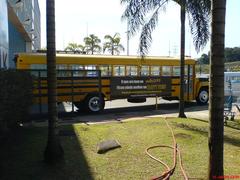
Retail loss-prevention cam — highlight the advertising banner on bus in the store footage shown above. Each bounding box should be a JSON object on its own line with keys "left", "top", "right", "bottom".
{"left": 110, "top": 77, "right": 172, "bottom": 99}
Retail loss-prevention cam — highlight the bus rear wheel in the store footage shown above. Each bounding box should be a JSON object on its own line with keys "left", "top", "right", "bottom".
{"left": 196, "top": 88, "right": 209, "bottom": 105}
{"left": 84, "top": 94, "right": 105, "bottom": 113}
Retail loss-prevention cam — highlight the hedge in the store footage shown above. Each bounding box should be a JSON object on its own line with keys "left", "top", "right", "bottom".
{"left": 0, "top": 69, "right": 33, "bottom": 135}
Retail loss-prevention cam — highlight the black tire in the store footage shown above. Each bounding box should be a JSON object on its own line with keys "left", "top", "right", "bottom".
{"left": 84, "top": 94, "right": 105, "bottom": 113}
{"left": 196, "top": 88, "right": 209, "bottom": 105}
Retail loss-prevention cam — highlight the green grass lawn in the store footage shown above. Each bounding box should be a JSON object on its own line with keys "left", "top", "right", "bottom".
{"left": 0, "top": 117, "right": 239, "bottom": 180}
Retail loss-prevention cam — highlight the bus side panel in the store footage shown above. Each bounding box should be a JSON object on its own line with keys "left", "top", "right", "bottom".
{"left": 32, "top": 77, "right": 110, "bottom": 104}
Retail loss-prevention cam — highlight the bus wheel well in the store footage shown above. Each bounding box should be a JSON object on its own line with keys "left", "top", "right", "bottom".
{"left": 85, "top": 92, "right": 105, "bottom": 100}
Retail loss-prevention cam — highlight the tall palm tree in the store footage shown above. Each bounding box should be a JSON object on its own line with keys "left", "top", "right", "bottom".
{"left": 121, "top": 0, "right": 211, "bottom": 117}
{"left": 208, "top": 0, "right": 226, "bottom": 178}
{"left": 64, "top": 42, "right": 85, "bottom": 53}
{"left": 103, "top": 33, "right": 125, "bottom": 55}
{"left": 44, "top": 0, "right": 64, "bottom": 164}
{"left": 84, "top": 34, "right": 102, "bottom": 55}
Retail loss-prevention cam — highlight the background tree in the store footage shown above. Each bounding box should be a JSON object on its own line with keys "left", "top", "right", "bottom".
{"left": 198, "top": 47, "right": 240, "bottom": 64}
{"left": 225, "top": 47, "right": 240, "bottom": 62}
{"left": 121, "top": 0, "right": 211, "bottom": 118}
{"left": 198, "top": 53, "right": 210, "bottom": 64}
{"left": 64, "top": 43, "right": 85, "bottom": 53}
{"left": 84, "top": 34, "right": 102, "bottom": 55}
{"left": 208, "top": 0, "right": 226, "bottom": 178}
{"left": 44, "top": 0, "right": 64, "bottom": 164}
{"left": 103, "top": 33, "right": 125, "bottom": 55}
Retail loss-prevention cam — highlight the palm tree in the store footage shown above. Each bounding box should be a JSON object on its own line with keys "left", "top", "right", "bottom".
{"left": 103, "top": 33, "right": 125, "bottom": 55}
{"left": 84, "top": 34, "right": 102, "bottom": 54}
{"left": 208, "top": 0, "right": 226, "bottom": 178}
{"left": 64, "top": 43, "right": 85, "bottom": 53}
{"left": 44, "top": 0, "right": 64, "bottom": 164}
{"left": 121, "top": 0, "right": 211, "bottom": 118}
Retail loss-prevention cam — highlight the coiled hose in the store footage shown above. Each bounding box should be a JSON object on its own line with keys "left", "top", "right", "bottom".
{"left": 146, "top": 118, "right": 192, "bottom": 180}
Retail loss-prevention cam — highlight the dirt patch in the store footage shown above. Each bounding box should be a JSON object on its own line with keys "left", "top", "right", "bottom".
{"left": 149, "top": 121, "right": 162, "bottom": 126}
{"left": 175, "top": 133, "right": 192, "bottom": 139}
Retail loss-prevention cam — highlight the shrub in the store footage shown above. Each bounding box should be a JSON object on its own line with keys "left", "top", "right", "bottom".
{"left": 0, "top": 69, "right": 33, "bottom": 135}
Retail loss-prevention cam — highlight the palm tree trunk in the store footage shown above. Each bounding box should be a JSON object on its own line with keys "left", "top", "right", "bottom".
{"left": 91, "top": 42, "right": 94, "bottom": 55}
{"left": 208, "top": 0, "right": 226, "bottom": 178}
{"left": 178, "top": 0, "right": 186, "bottom": 118}
{"left": 44, "top": 0, "right": 64, "bottom": 164}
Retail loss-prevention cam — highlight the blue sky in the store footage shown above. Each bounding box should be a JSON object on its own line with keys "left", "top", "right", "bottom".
{"left": 39, "top": 0, "right": 240, "bottom": 58}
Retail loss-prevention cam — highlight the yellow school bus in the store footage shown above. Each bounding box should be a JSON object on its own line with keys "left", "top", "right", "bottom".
{"left": 15, "top": 53, "right": 209, "bottom": 113}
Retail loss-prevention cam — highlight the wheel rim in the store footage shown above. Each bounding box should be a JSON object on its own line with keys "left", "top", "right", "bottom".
{"left": 199, "top": 90, "right": 208, "bottom": 103}
{"left": 88, "top": 96, "right": 101, "bottom": 112}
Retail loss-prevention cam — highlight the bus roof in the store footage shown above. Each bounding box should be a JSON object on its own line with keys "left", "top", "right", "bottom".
{"left": 17, "top": 53, "right": 194, "bottom": 60}
{"left": 16, "top": 53, "right": 196, "bottom": 67}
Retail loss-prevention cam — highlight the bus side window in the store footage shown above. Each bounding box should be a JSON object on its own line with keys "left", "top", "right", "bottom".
{"left": 85, "top": 65, "right": 97, "bottom": 77}
{"left": 70, "top": 64, "right": 84, "bottom": 77}
{"left": 151, "top": 66, "right": 160, "bottom": 76}
{"left": 114, "top": 65, "right": 125, "bottom": 76}
{"left": 126, "top": 65, "right": 138, "bottom": 76}
{"left": 162, "top": 66, "right": 172, "bottom": 76}
{"left": 30, "top": 64, "right": 47, "bottom": 77}
{"left": 99, "top": 65, "right": 112, "bottom": 76}
{"left": 57, "top": 64, "right": 68, "bottom": 77}
{"left": 184, "top": 65, "right": 193, "bottom": 76}
{"left": 190, "top": 66, "right": 193, "bottom": 76}
{"left": 173, "top": 66, "right": 180, "bottom": 76}
{"left": 141, "top": 66, "right": 149, "bottom": 76}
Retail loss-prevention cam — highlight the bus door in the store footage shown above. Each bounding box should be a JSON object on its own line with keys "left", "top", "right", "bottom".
{"left": 184, "top": 65, "right": 194, "bottom": 101}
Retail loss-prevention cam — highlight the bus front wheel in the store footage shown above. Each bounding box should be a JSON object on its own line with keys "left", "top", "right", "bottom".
{"left": 84, "top": 94, "right": 105, "bottom": 113}
{"left": 196, "top": 88, "right": 209, "bottom": 105}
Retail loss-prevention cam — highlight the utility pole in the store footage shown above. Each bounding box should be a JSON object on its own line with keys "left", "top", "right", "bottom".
{"left": 168, "top": 40, "right": 171, "bottom": 56}
{"left": 86, "top": 22, "right": 89, "bottom": 37}
{"left": 126, "top": 20, "right": 130, "bottom": 56}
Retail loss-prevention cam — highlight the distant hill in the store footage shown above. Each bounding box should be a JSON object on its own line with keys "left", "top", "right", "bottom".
{"left": 225, "top": 61, "right": 240, "bottom": 72}
{"left": 196, "top": 61, "right": 240, "bottom": 74}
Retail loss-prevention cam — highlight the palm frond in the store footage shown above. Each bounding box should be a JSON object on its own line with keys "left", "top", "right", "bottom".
{"left": 116, "top": 44, "right": 125, "bottom": 52}
{"left": 138, "top": 6, "right": 160, "bottom": 56}
{"left": 121, "top": 0, "right": 145, "bottom": 36}
{"left": 104, "top": 35, "right": 113, "bottom": 41}
{"left": 103, "top": 42, "right": 112, "bottom": 52}
{"left": 122, "top": 0, "right": 167, "bottom": 35}
{"left": 187, "top": 0, "right": 210, "bottom": 52}
{"left": 122, "top": 0, "right": 169, "bottom": 56}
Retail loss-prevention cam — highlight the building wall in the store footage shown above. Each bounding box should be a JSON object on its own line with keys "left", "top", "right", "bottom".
{"left": 0, "top": 0, "right": 9, "bottom": 68}
{"left": 32, "top": 0, "right": 41, "bottom": 50}
{"left": 7, "top": 0, "right": 41, "bottom": 68}
{"left": 8, "top": 21, "right": 26, "bottom": 67}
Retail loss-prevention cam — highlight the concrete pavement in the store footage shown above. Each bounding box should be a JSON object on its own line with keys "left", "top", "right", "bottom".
{"left": 27, "top": 98, "right": 240, "bottom": 127}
